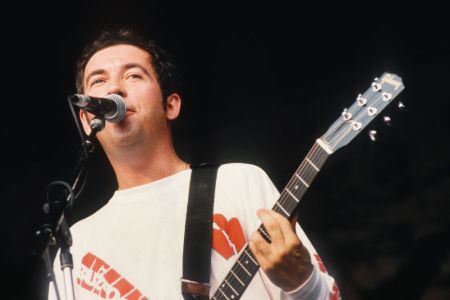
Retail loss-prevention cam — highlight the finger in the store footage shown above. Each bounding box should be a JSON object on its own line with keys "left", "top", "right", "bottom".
{"left": 257, "top": 209, "right": 285, "bottom": 245}
{"left": 249, "top": 230, "right": 271, "bottom": 256}
{"left": 268, "top": 210, "right": 302, "bottom": 246}
{"left": 248, "top": 232, "right": 270, "bottom": 270}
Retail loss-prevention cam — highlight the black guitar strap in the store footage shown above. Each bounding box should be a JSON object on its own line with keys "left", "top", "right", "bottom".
{"left": 181, "top": 163, "right": 218, "bottom": 300}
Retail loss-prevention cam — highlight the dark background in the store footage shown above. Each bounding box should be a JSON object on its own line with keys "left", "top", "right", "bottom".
{"left": 1, "top": 2, "right": 449, "bottom": 299}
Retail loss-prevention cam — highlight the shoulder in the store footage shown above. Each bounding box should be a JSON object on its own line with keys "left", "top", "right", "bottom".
{"left": 216, "top": 163, "right": 279, "bottom": 197}
{"left": 213, "top": 163, "right": 280, "bottom": 224}
{"left": 217, "top": 163, "right": 270, "bottom": 180}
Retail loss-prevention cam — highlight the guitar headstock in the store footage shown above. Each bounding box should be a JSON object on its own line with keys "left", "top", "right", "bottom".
{"left": 317, "top": 73, "right": 405, "bottom": 153}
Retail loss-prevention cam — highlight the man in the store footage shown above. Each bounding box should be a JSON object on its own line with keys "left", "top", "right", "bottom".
{"left": 49, "top": 29, "right": 339, "bottom": 299}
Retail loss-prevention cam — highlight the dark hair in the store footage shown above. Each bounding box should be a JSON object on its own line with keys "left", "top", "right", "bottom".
{"left": 75, "top": 29, "right": 180, "bottom": 106}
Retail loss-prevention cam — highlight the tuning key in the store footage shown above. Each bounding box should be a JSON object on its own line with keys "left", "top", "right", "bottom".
{"left": 369, "top": 130, "right": 377, "bottom": 142}
{"left": 383, "top": 116, "right": 392, "bottom": 126}
{"left": 398, "top": 101, "right": 407, "bottom": 111}
{"left": 342, "top": 108, "right": 352, "bottom": 121}
{"left": 357, "top": 94, "right": 367, "bottom": 106}
{"left": 371, "top": 82, "right": 382, "bottom": 92}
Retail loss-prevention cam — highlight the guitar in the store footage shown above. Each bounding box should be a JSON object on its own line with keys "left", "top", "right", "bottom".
{"left": 211, "top": 72, "right": 405, "bottom": 299}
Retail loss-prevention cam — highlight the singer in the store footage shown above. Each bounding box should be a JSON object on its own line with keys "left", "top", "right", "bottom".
{"left": 48, "top": 29, "right": 339, "bottom": 300}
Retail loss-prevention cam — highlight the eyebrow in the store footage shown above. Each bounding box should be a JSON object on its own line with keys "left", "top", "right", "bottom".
{"left": 85, "top": 69, "right": 106, "bottom": 87}
{"left": 123, "top": 63, "right": 152, "bottom": 78}
{"left": 85, "top": 63, "right": 152, "bottom": 87}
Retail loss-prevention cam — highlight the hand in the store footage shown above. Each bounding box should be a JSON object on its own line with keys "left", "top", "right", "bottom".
{"left": 248, "top": 209, "right": 313, "bottom": 292}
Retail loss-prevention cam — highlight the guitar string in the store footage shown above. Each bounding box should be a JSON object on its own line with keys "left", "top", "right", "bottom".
{"left": 276, "top": 143, "right": 328, "bottom": 216}
{"left": 213, "top": 245, "right": 258, "bottom": 299}
{"left": 274, "top": 143, "right": 320, "bottom": 215}
{"left": 223, "top": 250, "right": 256, "bottom": 297}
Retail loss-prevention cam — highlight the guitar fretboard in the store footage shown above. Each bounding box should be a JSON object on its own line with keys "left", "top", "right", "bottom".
{"left": 211, "top": 141, "right": 330, "bottom": 300}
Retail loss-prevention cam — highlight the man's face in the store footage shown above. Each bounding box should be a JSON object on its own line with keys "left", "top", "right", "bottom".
{"left": 81, "top": 44, "right": 177, "bottom": 152}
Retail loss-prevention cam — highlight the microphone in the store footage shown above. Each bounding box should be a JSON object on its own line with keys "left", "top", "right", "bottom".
{"left": 69, "top": 94, "right": 127, "bottom": 123}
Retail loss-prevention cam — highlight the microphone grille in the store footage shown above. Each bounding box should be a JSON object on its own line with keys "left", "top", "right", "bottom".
{"left": 70, "top": 94, "right": 90, "bottom": 107}
{"left": 105, "top": 94, "right": 127, "bottom": 123}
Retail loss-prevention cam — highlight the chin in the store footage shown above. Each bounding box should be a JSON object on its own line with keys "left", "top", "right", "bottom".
{"left": 113, "top": 128, "right": 145, "bottom": 148}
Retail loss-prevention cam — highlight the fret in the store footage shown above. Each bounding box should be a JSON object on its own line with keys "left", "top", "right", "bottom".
{"left": 218, "top": 287, "right": 231, "bottom": 300}
{"left": 285, "top": 188, "right": 299, "bottom": 203}
{"left": 244, "top": 249, "right": 258, "bottom": 266}
{"left": 295, "top": 160, "right": 319, "bottom": 187}
{"left": 275, "top": 202, "right": 289, "bottom": 217}
{"left": 230, "top": 270, "right": 245, "bottom": 286}
{"left": 225, "top": 279, "right": 240, "bottom": 296}
{"left": 237, "top": 260, "right": 252, "bottom": 277}
{"left": 307, "top": 142, "right": 329, "bottom": 170}
{"left": 294, "top": 172, "right": 310, "bottom": 187}
{"left": 237, "top": 252, "right": 259, "bottom": 277}
{"left": 305, "top": 157, "right": 320, "bottom": 171}
{"left": 284, "top": 177, "right": 308, "bottom": 204}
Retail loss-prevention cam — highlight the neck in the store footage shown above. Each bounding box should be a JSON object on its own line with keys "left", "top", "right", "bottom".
{"left": 107, "top": 137, "right": 189, "bottom": 190}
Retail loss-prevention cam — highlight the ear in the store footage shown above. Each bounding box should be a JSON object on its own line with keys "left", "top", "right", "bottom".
{"left": 79, "top": 109, "right": 92, "bottom": 135}
{"left": 165, "top": 93, "right": 181, "bottom": 121}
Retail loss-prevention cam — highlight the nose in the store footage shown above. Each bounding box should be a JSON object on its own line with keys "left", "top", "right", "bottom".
{"left": 107, "top": 81, "right": 126, "bottom": 98}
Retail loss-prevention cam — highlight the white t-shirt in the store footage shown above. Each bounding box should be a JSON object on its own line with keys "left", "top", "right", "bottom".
{"left": 49, "top": 163, "right": 338, "bottom": 300}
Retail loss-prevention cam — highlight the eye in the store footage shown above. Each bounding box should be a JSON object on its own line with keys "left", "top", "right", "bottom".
{"left": 127, "top": 73, "right": 143, "bottom": 80}
{"left": 90, "top": 78, "right": 105, "bottom": 86}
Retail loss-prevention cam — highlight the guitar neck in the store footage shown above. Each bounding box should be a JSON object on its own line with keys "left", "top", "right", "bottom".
{"left": 212, "top": 141, "right": 330, "bottom": 300}
{"left": 269, "top": 140, "right": 330, "bottom": 219}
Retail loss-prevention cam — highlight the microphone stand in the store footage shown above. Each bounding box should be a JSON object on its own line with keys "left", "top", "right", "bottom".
{"left": 33, "top": 117, "right": 105, "bottom": 300}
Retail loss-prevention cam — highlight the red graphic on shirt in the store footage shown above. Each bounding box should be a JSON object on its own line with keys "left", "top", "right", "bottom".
{"left": 212, "top": 214, "right": 246, "bottom": 260}
{"left": 330, "top": 283, "right": 340, "bottom": 300}
{"left": 314, "top": 253, "right": 327, "bottom": 273}
{"left": 77, "top": 252, "right": 149, "bottom": 299}
{"left": 314, "top": 254, "right": 341, "bottom": 300}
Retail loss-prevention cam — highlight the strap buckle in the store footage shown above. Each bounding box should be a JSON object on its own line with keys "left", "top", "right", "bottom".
{"left": 181, "top": 278, "right": 210, "bottom": 297}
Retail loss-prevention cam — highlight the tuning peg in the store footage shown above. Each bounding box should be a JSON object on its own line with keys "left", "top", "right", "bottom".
{"left": 383, "top": 116, "right": 392, "bottom": 126}
{"left": 371, "top": 82, "right": 382, "bottom": 92}
{"left": 342, "top": 108, "right": 352, "bottom": 121}
{"left": 398, "top": 101, "right": 407, "bottom": 111}
{"left": 367, "top": 106, "right": 378, "bottom": 116}
{"left": 357, "top": 94, "right": 367, "bottom": 106}
{"left": 369, "top": 130, "right": 377, "bottom": 142}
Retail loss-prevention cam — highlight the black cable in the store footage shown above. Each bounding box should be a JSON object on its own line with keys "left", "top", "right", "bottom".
{"left": 44, "top": 181, "right": 74, "bottom": 207}
{"left": 67, "top": 97, "right": 89, "bottom": 158}
{"left": 65, "top": 96, "right": 95, "bottom": 206}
